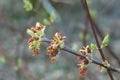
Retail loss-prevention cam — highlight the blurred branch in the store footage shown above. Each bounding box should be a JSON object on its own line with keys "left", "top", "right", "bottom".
{"left": 96, "top": 0, "right": 116, "bottom": 20}
{"left": 82, "top": 15, "right": 88, "bottom": 46}
{"left": 87, "top": 70, "right": 99, "bottom": 80}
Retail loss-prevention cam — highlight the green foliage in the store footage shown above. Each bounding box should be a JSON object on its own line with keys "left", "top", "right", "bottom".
{"left": 0, "top": 56, "right": 5, "bottom": 64}
{"left": 90, "top": 43, "right": 97, "bottom": 49}
{"left": 13, "top": 58, "right": 22, "bottom": 71}
{"left": 79, "top": 32, "right": 83, "bottom": 39}
{"left": 90, "top": 9, "right": 97, "bottom": 19}
{"left": 43, "top": 19, "right": 50, "bottom": 25}
{"left": 26, "top": 29, "right": 35, "bottom": 36}
{"left": 50, "top": 12, "right": 55, "bottom": 22}
{"left": 27, "top": 22, "right": 46, "bottom": 37}
{"left": 17, "top": 58, "right": 22, "bottom": 67}
{"left": 85, "top": 34, "right": 90, "bottom": 40}
{"left": 23, "top": 0, "right": 33, "bottom": 11}
{"left": 79, "top": 32, "right": 90, "bottom": 40}
{"left": 33, "top": 40, "right": 41, "bottom": 49}
{"left": 101, "top": 34, "right": 110, "bottom": 48}
{"left": 90, "top": 34, "right": 110, "bottom": 49}
{"left": 43, "top": 12, "right": 55, "bottom": 25}
{"left": 86, "top": 0, "right": 91, "bottom": 5}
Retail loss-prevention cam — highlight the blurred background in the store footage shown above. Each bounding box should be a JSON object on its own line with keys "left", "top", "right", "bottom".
{"left": 0, "top": 0, "right": 120, "bottom": 80}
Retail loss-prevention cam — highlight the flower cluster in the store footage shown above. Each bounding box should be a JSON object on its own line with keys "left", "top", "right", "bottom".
{"left": 97, "top": 60, "right": 110, "bottom": 72}
{"left": 27, "top": 22, "right": 46, "bottom": 56}
{"left": 77, "top": 45, "right": 93, "bottom": 76}
{"left": 47, "top": 32, "right": 65, "bottom": 62}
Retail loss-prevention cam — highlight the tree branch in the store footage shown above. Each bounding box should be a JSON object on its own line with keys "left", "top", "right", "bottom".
{"left": 41, "top": 38, "right": 120, "bottom": 73}
{"left": 81, "top": 0, "right": 114, "bottom": 79}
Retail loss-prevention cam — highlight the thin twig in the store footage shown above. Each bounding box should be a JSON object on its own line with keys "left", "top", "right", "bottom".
{"left": 94, "top": 23, "right": 120, "bottom": 65}
{"left": 41, "top": 38, "right": 120, "bottom": 73}
{"left": 81, "top": 0, "right": 114, "bottom": 80}
{"left": 82, "top": 15, "right": 88, "bottom": 46}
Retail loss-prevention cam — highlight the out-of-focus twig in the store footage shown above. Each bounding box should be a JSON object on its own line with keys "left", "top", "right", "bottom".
{"left": 82, "top": 15, "right": 89, "bottom": 46}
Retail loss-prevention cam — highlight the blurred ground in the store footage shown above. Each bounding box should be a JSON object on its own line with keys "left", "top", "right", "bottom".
{"left": 0, "top": 0, "right": 120, "bottom": 80}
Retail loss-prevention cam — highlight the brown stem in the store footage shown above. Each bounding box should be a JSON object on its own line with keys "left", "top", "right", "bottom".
{"left": 82, "top": 0, "right": 114, "bottom": 80}
{"left": 85, "top": 0, "right": 120, "bottom": 65}
{"left": 82, "top": 0, "right": 105, "bottom": 60}
{"left": 94, "top": 23, "right": 120, "bottom": 65}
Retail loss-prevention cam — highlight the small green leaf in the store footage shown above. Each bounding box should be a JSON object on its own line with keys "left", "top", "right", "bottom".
{"left": 86, "top": 34, "right": 90, "bottom": 40}
{"left": 26, "top": 29, "right": 35, "bottom": 36}
{"left": 86, "top": 0, "right": 91, "bottom": 5}
{"left": 36, "top": 30, "right": 42, "bottom": 36}
{"left": 43, "top": 19, "right": 50, "bottom": 25}
{"left": 17, "top": 58, "right": 22, "bottom": 67}
{"left": 50, "top": 12, "right": 55, "bottom": 22}
{"left": 79, "top": 32, "right": 83, "bottom": 39}
{"left": 23, "top": 0, "right": 33, "bottom": 11}
{"left": 90, "top": 43, "right": 97, "bottom": 49}
{"left": 0, "top": 56, "right": 5, "bottom": 64}
{"left": 101, "top": 34, "right": 110, "bottom": 48}
{"left": 79, "top": 33, "right": 90, "bottom": 40}
{"left": 90, "top": 9, "right": 97, "bottom": 19}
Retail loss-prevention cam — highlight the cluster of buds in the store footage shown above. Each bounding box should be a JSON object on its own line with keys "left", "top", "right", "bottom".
{"left": 77, "top": 45, "right": 93, "bottom": 76}
{"left": 27, "top": 22, "right": 46, "bottom": 56}
{"left": 97, "top": 60, "right": 110, "bottom": 72}
{"left": 47, "top": 32, "right": 65, "bottom": 62}
{"left": 78, "top": 63, "right": 88, "bottom": 76}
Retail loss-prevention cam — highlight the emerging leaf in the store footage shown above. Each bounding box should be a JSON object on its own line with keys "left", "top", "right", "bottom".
{"left": 26, "top": 29, "right": 35, "bottom": 36}
{"left": 101, "top": 34, "right": 110, "bottom": 48}
{"left": 23, "top": 0, "right": 33, "bottom": 11}
{"left": 90, "top": 43, "right": 97, "bottom": 49}
{"left": 86, "top": 0, "right": 91, "bottom": 5}
{"left": 85, "top": 34, "right": 90, "bottom": 40}
{"left": 17, "top": 58, "right": 22, "bottom": 67}
{"left": 79, "top": 32, "right": 83, "bottom": 39}
{"left": 90, "top": 9, "right": 97, "bottom": 19}
{"left": 36, "top": 30, "right": 42, "bottom": 37}
{"left": 43, "top": 19, "right": 50, "bottom": 25}
{"left": 0, "top": 56, "right": 5, "bottom": 64}
{"left": 79, "top": 33, "right": 90, "bottom": 40}
{"left": 50, "top": 12, "right": 55, "bottom": 22}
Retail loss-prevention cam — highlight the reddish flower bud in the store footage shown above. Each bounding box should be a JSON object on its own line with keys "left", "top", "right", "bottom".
{"left": 86, "top": 46, "right": 92, "bottom": 53}
{"left": 83, "top": 59, "right": 89, "bottom": 65}
{"left": 46, "top": 32, "right": 65, "bottom": 62}
{"left": 50, "top": 56, "right": 57, "bottom": 62}
{"left": 79, "top": 67, "right": 87, "bottom": 77}
{"left": 31, "top": 27, "right": 37, "bottom": 33}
